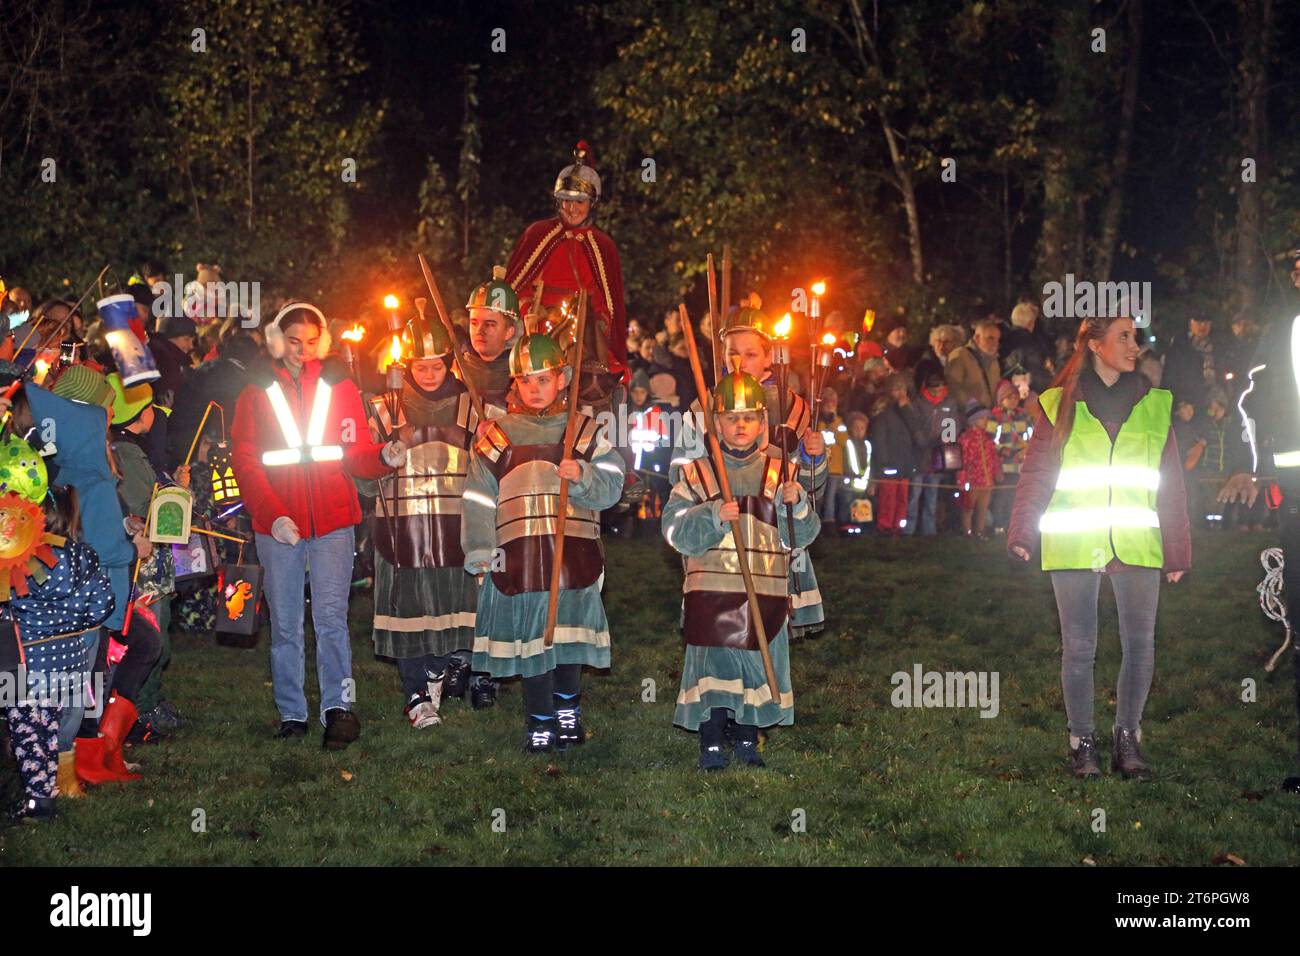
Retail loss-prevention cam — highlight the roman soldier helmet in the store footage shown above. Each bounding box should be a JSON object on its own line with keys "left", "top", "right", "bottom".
{"left": 405, "top": 312, "right": 452, "bottom": 360}
{"left": 713, "top": 370, "right": 767, "bottom": 414}
{"left": 466, "top": 265, "right": 520, "bottom": 320}
{"left": 720, "top": 293, "right": 771, "bottom": 341}
{"left": 509, "top": 331, "right": 568, "bottom": 377}
{"left": 553, "top": 140, "right": 601, "bottom": 204}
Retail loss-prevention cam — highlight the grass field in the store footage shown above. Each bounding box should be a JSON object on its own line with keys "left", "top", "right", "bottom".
{"left": 3, "top": 527, "right": 1298, "bottom": 866}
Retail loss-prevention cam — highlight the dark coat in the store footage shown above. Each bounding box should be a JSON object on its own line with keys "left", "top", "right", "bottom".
{"left": 167, "top": 357, "right": 256, "bottom": 468}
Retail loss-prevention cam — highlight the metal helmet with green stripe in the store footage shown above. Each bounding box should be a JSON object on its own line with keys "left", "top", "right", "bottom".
{"left": 466, "top": 265, "right": 519, "bottom": 319}
{"left": 721, "top": 293, "right": 771, "bottom": 341}
{"left": 713, "top": 370, "right": 767, "bottom": 414}
{"left": 405, "top": 313, "right": 452, "bottom": 359}
{"left": 509, "top": 331, "right": 568, "bottom": 377}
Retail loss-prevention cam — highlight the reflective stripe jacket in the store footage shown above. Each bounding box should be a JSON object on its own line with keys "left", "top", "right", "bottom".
{"left": 231, "top": 359, "right": 392, "bottom": 538}
{"left": 1008, "top": 371, "right": 1191, "bottom": 572}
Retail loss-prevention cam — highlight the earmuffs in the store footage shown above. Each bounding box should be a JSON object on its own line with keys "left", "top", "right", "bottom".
{"left": 265, "top": 302, "right": 332, "bottom": 360}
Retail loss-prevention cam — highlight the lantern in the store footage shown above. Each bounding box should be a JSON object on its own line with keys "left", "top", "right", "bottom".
{"left": 98, "top": 293, "right": 161, "bottom": 386}
{"left": 208, "top": 442, "right": 241, "bottom": 508}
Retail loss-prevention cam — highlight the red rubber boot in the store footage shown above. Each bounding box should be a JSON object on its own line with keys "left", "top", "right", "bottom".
{"left": 74, "top": 694, "right": 142, "bottom": 785}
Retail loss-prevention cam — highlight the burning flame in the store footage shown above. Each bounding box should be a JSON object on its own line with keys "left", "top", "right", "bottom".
{"left": 863, "top": 309, "right": 876, "bottom": 333}
{"left": 383, "top": 294, "right": 399, "bottom": 311}
{"left": 821, "top": 332, "right": 837, "bottom": 346}
{"left": 811, "top": 281, "right": 826, "bottom": 297}
{"left": 378, "top": 334, "right": 404, "bottom": 372}
{"left": 341, "top": 324, "right": 365, "bottom": 343}
{"left": 33, "top": 358, "right": 50, "bottom": 384}
{"left": 774, "top": 313, "right": 792, "bottom": 338}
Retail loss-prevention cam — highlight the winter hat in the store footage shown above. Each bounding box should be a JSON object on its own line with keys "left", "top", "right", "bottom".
{"left": 0, "top": 360, "right": 22, "bottom": 389}
{"left": 861, "top": 357, "right": 886, "bottom": 374}
{"left": 963, "top": 399, "right": 991, "bottom": 424}
{"left": 996, "top": 380, "right": 1018, "bottom": 404}
{"left": 52, "top": 364, "right": 114, "bottom": 409}
{"left": 649, "top": 371, "right": 677, "bottom": 400}
{"left": 157, "top": 315, "right": 197, "bottom": 339}
{"left": 630, "top": 368, "right": 651, "bottom": 393}
{"left": 107, "top": 373, "right": 153, "bottom": 426}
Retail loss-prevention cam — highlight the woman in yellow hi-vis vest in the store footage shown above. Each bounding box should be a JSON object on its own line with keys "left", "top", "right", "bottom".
{"left": 1008, "top": 315, "right": 1191, "bottom": 780}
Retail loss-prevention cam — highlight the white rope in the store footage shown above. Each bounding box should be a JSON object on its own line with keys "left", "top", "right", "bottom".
{"left": 1258, "top": 547, "right": 1292, "bottom": 672}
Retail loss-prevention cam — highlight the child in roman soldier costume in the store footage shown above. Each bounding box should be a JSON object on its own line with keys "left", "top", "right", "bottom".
{"left": 369, "top": 313, "right": 481, "bottom": 728}
{"left": 461, "top": 331, "right": 626, "bottom": 753}
{"left": 661, "top": 370, "right": 820, "bottom": 771}
{"left": 671, "top": 298, "right": 827, "bottom": 639}
{"left": 455, "top": 267, "right": 521, "bottom": 414}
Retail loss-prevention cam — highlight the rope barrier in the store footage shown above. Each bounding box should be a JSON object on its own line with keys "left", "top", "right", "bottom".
{"left": 1258, "top": 547, "right": 1292, "bottom": 672}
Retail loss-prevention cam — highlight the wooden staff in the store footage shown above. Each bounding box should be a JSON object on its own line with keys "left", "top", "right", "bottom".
{"left": 679, "top": 303, "right": 782, "bottom": 702}
{"left": 543, "top": 290, "right": 588, "bottom": 647}
{"left": 183, "top": 401, "right": 218, "bottom": 467}
{"left": 773, "top": 347, "right": 801, "bottom": 597}
{"left": 192, "top": 526, "right": 247, "bottom": 545}
{"left": 417, "top": 253, "right": 487, "bottom": 423}
{"left": 121, "top": 481, "right": 158, "bottom": 635}
{"left": 529, "top": 278, "right": 545, "bottom": 332}
{"left": 706, "top": 253, "right": 721, "bottom": 384}
{"left": 720, "top": 245, "right": 732, "bottom": 325}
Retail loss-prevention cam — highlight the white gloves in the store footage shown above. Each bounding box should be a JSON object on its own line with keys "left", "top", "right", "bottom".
{"left": 382, "top": 440, "right": 408, "bottom": 468}
{"left": 271, "top": 515, "right": 301, "bottom": 546}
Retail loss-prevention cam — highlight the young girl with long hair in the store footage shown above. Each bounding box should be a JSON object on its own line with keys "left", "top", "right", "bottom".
{"left": 1008, "top": 315, "right": 1191, "bottom": 779}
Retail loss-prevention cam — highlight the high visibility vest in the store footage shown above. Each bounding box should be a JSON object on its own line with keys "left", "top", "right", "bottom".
{"left": 261, "top": 380, "right": 343, "bottom": 467}
{"left": 1037, "top": 385, "right": 1170, "bottom": 571}
{"left": 1265, "top": 314, "right": 1300, "bottom": 471}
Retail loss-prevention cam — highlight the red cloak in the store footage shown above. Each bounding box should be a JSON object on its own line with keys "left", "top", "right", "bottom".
{"left": 505, "top": 216, "right": 628, "bottom": 379}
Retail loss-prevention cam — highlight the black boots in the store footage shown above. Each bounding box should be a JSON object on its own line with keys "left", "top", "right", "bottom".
{"left": 698, "top": 709, "right": 729, "bottom": 771}
{"left": 1069, "top": 735, "right": 1102, "bottom": 778}
{"left": 730, "top": 721, "right": 764, "bottom": 767}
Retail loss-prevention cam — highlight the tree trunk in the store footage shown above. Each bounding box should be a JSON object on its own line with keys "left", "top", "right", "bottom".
{"left": 1094, "top": 0, "right": 1143, "bottom": 283}
{"left": 1232, "top": 0, "right": 1271, "bottom": 317}
{"left": 246, "top": 71, "right": 255, "bottom": 231}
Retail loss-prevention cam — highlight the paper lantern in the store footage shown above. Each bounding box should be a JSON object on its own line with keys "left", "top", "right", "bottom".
{"left": 208, "top": 443, "right": 241, "bottom": 508}
{"left": 148, "top": 486, "right": 193, "bottom": 544}
{"left": 98, "top": 294, "right": 160, "bottom": 387}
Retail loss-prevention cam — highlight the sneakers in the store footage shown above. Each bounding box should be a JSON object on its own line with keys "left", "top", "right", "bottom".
{"left": 525, "top": 716, "right": 557, "bottom": 753}
{"left": 443, "top": 655, "right": 472, "bottom": 699}
{"left": 13, "top": 795, "right": 56, "bottom": 825}
{"left": 1069, "top": 734, "right": 1102, "bottom": 778}
{"left": 470, "top": 677, "right": 498, "bottom": 710}
{"left": 555, "top": 696, "right": 584, "bottom": 751}
{"left": 276, "top": 720, "right": 308, "bottom": 739}
{"left": 731, "top": 722, "right": 765, "bottom": 767}
{"left": 322, "top": 709, "right": 361, "bottom": 751}
{"left": 404, "top": 693, "right": 442, "bottom": 729}
{"left": 1112, "top": 726, "right": 1152, "bottom": 780}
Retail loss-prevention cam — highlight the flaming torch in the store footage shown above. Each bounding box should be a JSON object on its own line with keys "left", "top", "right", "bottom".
{"left": 772, "top": 313, "right": 801, "bottom": 597}
{"left": 376, "top": 294, "right": 407, "bottom": 439}
{"left": 339, "top": 323, "right": 365, "bottom": 383}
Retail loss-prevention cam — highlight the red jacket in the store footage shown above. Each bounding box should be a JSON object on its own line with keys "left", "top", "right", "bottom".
{"left": 231, "top": 359, "right": 391, "bottom": 538}
{"left": 1007, "top": 375, "right": 1191, "bottom": 572}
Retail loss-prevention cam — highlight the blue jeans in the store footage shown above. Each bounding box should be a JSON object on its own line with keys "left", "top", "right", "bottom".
{"left": 906, "top": 474, "right": 941, "bottom": 536}
{"left": 257, "top": 525, "right": 356, "bottom": 726}
{"left": 56, "top": 630, "right": 102, "bottom": 753}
